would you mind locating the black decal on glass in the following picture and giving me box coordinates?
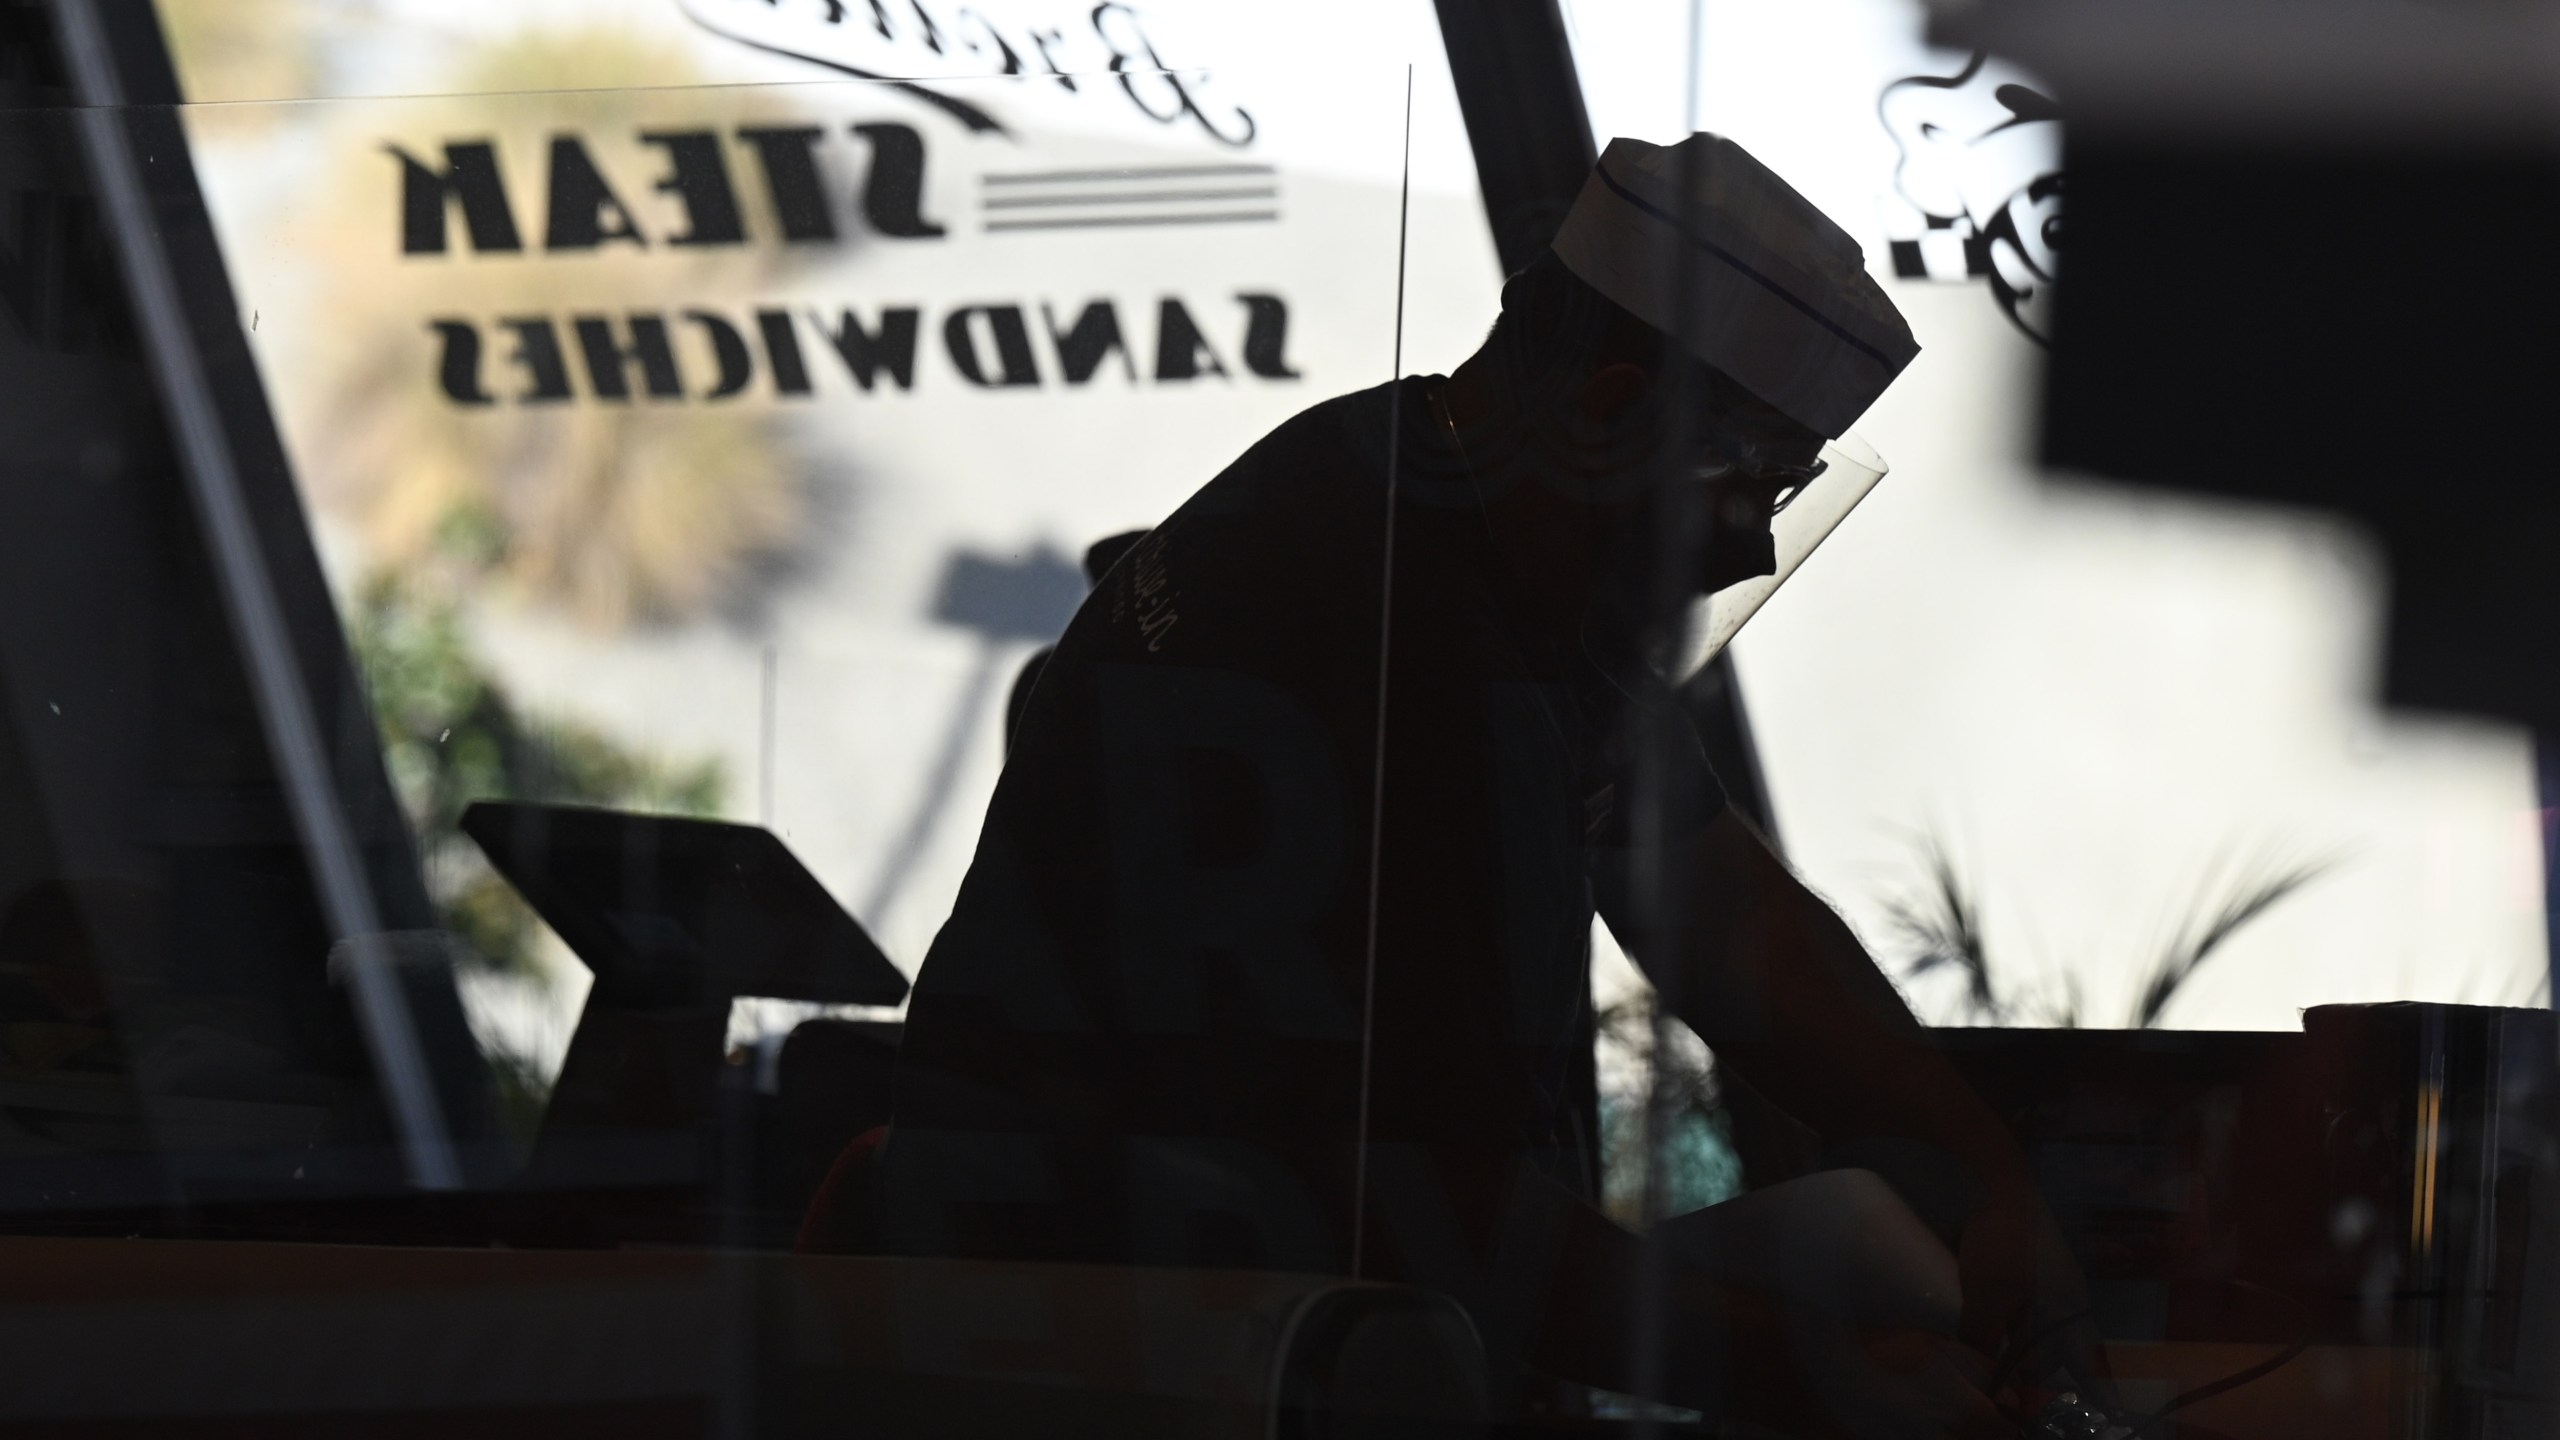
[1236,293,1299,379]
[545,135,648,251]
[1026,26,1078,91]
[574,314,684,400]
[498,316,574,403]
[1094,664,1353,1040]
[817,306,922,390]
[429,318,495,404]
[953,9,1024,73]
[851,122,946,238]
[759,309,814,396]
[1092,3,1255,147]
[641,130,747,247]
[1042,299,1133,384]
[390,141,522,254]
[668,1,1008,135]
[737,126,838,242]
[1152,297,1227,382]
[945,305,1040,387]
[1879,53,2063,344]
[906,0,947,54]
[688,310,755,399]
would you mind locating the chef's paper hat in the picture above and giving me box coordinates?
[1551,134,1920,438]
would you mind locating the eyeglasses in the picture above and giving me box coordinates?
[1697,454,1828,516]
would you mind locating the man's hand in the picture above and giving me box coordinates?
[1846,1329,2012,1440]
[1639,812,2116,1423]
[1955,1175,2104,1403]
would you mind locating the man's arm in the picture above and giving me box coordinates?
[1597,808,2084,1367]
[1647,811,2021,1190]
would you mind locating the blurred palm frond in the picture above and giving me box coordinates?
[1887,834,2337,1029]
[156,0,318,105]
[1884,838,1997,1021]
[2129,851,2337,1028]
[263,26,826,630]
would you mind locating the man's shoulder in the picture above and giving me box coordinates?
[1033,384,1399,678]
[1184,380,1397,516]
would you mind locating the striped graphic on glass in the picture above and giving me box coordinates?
[980,163,1279,232]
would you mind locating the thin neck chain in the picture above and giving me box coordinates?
[1427,380,1470,472]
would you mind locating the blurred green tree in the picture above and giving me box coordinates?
[347,571,724,979]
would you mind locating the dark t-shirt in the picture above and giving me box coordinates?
[880,377,1725,1273]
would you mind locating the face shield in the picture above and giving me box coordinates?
[1675,430,1888,679]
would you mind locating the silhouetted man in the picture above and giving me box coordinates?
[880,135,2083,1438]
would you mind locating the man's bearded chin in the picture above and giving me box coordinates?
[1696,522,1777,597]
[1579,515,1776,685]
